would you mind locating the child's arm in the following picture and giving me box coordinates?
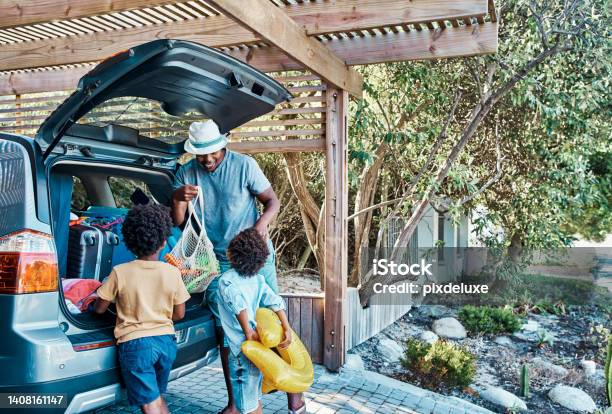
[172,268,190,321]
[275,309,292,348]
[237,310,260,342]
[94,270,118,314]
[93,298,111,314]
[172,303,186,321]
[260,282,292,347]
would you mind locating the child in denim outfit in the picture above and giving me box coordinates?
[94,204,190,414]
[218,228,292,414]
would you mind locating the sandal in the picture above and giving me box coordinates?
[288,402,306,414]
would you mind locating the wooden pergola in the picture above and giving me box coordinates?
[0,0,498,371]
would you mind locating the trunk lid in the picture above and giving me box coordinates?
[36,39,292,159]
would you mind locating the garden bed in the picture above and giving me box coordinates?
[349,274,612,413]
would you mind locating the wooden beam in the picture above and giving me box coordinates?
[0,0,488,72]
[0,15,258,72]
[323,86,348,371]
[227,138,325,154]
[0,66,91,95]
[227,23,498,69]
[203,0,362,97]
[288,0,487,33]
[0,1,180,29]
[0,23,498,95]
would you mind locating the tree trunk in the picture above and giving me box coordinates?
[349,142,388,287]
[297,244,312,269]
[283,152,325,282]
[507,232,523,263]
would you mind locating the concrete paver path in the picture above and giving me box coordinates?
[94,360,494,414]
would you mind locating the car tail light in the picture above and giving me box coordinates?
[73,340,115,352]
[0,230,58,294]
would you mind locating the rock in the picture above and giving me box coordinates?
[419,330,439,345]
[478,386,528,411]
[494,336,514,348]
[584,369,605,388]
[580,360,596,376]
[344,354,365,371]
[512,330,539,342]
[521,320,540,332]
[548,385,597,413]
[432,317,467,339]
[417,305,451,318]
[378,338,404,362]
[532,357,568,378]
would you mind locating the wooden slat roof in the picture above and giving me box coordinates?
[0,1,493,45]
[0,0,498,95]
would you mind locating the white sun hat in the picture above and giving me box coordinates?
[184,120,228,155]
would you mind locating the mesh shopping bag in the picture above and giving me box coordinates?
[164,187,220,293]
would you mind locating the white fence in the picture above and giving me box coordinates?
[345,287,412,350]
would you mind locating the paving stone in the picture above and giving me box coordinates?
[432,402,453,414]
[361,381,378,392]
[416,397,437,410]
[369,396,384,405]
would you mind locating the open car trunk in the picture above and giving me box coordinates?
[39,39,291,333]
[49,160,208,333]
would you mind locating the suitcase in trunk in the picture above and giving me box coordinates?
[67,224,119,281]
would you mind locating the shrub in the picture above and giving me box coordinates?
[458,305,522,335]
[536,329,555,348]
[400,339,476,389]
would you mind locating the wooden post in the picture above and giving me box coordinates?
[323,85,348,371]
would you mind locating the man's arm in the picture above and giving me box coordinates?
[171,185,199,226]
[254,187,280,239]
[237,310,260,342]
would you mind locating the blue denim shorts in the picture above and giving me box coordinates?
[206,240,278,328]
[118,335,177,406]
[229,351,262,414]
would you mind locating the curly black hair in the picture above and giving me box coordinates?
[227,228,269,277]
[122,204,173,258]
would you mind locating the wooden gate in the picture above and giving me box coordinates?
[280,293,324,364]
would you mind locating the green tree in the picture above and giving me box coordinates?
[352,0,609,303]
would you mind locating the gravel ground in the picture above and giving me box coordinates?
[349,304,610,413]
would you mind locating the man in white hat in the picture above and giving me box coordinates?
[171,120,305,414]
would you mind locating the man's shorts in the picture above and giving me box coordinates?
[206,240,278,328]
[118,334,177,406]
[229,351,262,414]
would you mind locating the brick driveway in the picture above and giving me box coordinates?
[94,359,494,414]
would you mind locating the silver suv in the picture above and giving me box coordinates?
[0,39,290,413]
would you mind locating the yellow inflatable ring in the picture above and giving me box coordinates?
[241,308,314,394]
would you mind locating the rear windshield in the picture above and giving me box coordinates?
[77,97,208,144]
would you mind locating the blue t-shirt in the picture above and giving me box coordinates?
[218,268,286,356]
[173,150,271,265]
